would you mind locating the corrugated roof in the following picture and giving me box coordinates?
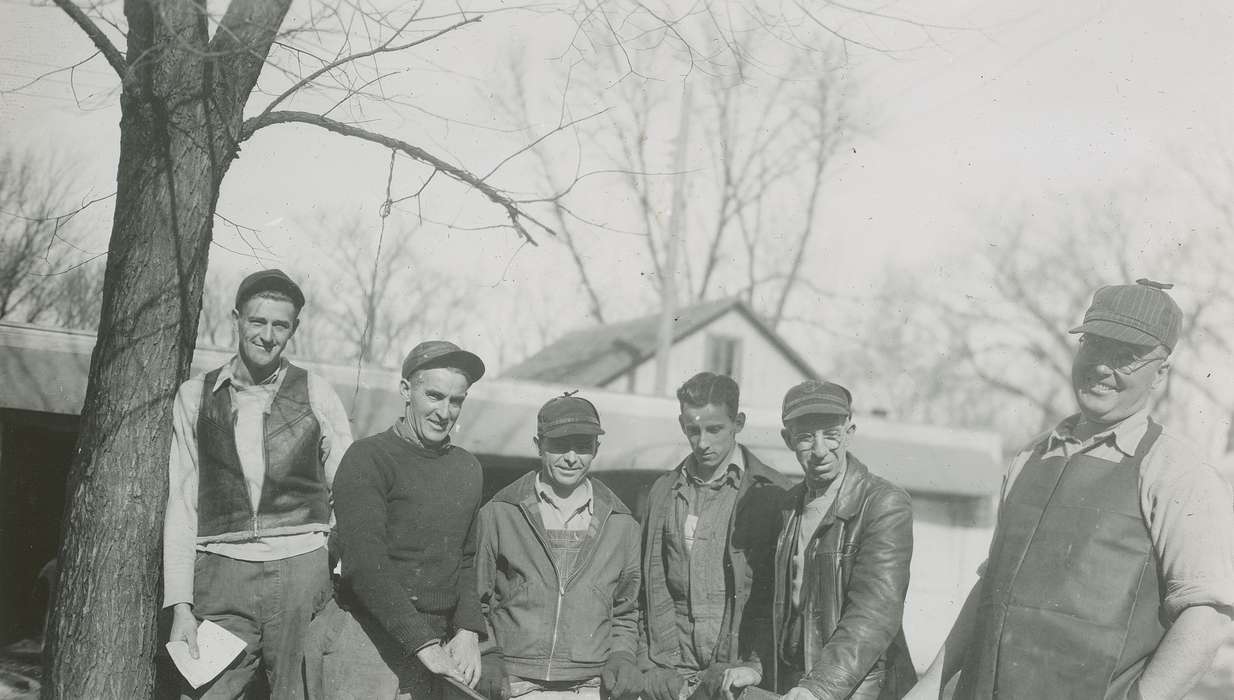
[501,297,819,386]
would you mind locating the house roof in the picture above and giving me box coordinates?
[501,297,819,386]
[0,320,1004,497]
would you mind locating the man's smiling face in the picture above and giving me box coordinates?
[1071,334,1169,426]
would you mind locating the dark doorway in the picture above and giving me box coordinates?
[0,409,77,646]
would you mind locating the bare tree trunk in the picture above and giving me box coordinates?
[43,2,291,698]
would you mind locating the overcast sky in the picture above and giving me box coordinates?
[3,0,1232,445]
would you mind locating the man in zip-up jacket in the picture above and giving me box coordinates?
[475,393,643,700]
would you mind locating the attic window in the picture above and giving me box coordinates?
[705,334,742,380]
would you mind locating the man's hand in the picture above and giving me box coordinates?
[719,666,762,700]
[780,687,819,700]
[643,667,686,700]
[168,603,200,660]
[690,663,763,700]
[444,629,481,686]
[600,652,642,699]
[476,652,511,700]
[416,642,466,685]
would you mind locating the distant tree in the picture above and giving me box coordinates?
[0,147,103,329]
[832,188,1234,450]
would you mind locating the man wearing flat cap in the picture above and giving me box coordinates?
[473,392,643,700]
[908,280,1234,700]
[164,269,353,699]
[307,340,489,699]
[769,380,916,700]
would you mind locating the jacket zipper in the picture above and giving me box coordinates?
[520,503,565,680]
[522,503,611,680]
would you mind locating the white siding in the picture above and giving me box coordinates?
[903,494,996,669]
[602,309,813,407]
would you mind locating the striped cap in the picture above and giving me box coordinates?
[1069,279,1182,350]
[537,391,604,438]
[782,380,852,423]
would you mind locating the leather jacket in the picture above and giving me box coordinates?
[769,456,916,700]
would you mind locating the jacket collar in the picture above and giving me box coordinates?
[494,469,632,519]
[785,454,872,522]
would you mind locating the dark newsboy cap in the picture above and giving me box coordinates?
[1069,278,1182,350]
[401,340,486,383]
[782,380,852,423]
[537,391,604,438]
[235,269,305,311]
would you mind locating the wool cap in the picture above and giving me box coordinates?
[401,340,485,383]
[1069,278,1182,350]
[235,269,305,311]
[782,380,852,423]
[537,391,604,438]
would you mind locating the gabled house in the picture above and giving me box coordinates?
[501,297,819,407]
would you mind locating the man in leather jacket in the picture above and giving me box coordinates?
[769,380,915,700]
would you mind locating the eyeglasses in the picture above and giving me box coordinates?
[1077,335,1167,375]
[791,430,845,451]
[541,435,598,455]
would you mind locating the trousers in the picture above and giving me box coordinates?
[182,547,332,700]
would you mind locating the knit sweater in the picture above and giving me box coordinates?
[333,423,486,655]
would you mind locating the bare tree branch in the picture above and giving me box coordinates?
[51,0,128,81]
[241,110,556,244]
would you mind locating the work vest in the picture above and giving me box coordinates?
[956,421,1165,699]
[196,363,328,539]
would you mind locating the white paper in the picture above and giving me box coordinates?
[165,619,247,689]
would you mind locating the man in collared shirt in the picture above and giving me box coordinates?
[164,269,353,699]
[908,279,1234,700]
[474,393,642,699]
[640,372,791,700]
[769,381,915,700]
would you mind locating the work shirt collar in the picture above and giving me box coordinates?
[535,472,594,520]
[212,355,286,393]
[676,443,745,492]
[1046,407,1151,459]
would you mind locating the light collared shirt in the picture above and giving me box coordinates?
[678,444,745,551]
[994,407,1234,618]
[535,472,594,531]
[791,462,848,607]
[163,356,353,608]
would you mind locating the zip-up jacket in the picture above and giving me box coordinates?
[476,471,642,682]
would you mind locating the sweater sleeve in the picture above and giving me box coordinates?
[452,473,486,636]
[334,442,439,654]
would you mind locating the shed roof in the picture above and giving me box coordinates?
[0,321,1003,497]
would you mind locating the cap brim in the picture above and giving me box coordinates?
[540,423,605,438]
[1068,320,1160,347]
[782,405,850,422]
[412,349,486,382]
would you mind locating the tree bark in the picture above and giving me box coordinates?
[43,2,291,698]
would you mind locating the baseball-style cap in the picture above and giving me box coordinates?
[1069,278,1182,350]
[537,392,604,438]
[401,340,486,383]
[235,269,305,310]
[782,380,852,423]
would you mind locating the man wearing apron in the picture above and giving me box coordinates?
[907,279,1234,699]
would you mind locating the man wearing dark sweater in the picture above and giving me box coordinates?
[304,340,488,699]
